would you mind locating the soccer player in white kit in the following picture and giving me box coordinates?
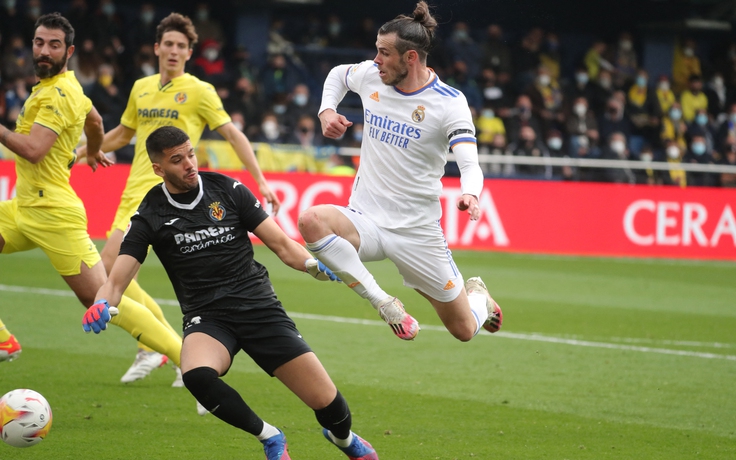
[298,1,503,341]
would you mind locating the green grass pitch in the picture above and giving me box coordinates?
[1,244,735,459]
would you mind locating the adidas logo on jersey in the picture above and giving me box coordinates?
[370,92,380,102]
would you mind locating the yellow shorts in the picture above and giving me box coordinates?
[108,190,147,236]
[0,198,100,276]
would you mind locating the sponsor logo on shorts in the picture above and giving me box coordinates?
[184,316,202,329]
[443,280,455,291]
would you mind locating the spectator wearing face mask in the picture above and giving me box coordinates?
[128,3,157,54]
[505,94,543,144]
[191,2,224,45]
[654,74,676,117]
[539,32,561,81]
[525,64,564,133]
[600,131,637,184]
[661,101,688,152]
[683,131,717,186]
[193,38,230,87]
[285,114,324,150]
[598,97,632,144]
[505,125,551,178]
[704,72,732,120]
[325,14,347,48]
[476,105,506,148]
[446,21,482,80]
[626,69,659,154]
[661,139,687,187]
[283,83,317,131]
[673,37,701,95]
[566,96,599,156]
[680,74,708,123]
[545,129,567,179]
[481,24,512,75]
[590,69,614,116]
[254,112,285,144]
[638,144,661,185]
[613,31,638,88]
[688,108,717,153]
[564,65,596,111]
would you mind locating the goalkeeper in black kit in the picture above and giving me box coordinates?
[84,125,378,460]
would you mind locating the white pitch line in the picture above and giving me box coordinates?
[2,283,735,361]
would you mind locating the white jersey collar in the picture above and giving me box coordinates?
[162,175,204,210]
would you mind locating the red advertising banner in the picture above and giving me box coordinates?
[1,160,735,260]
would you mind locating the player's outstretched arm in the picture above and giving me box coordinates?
[216,122,281,215]
[252,217,338,281]
[83,255,140,334]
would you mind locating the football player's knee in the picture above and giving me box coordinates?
[182,366,219,400]
[298,209,323,238]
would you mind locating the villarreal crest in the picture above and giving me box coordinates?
[208,202,226,221]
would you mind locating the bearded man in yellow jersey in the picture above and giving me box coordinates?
[77,13,281,386]
[0,13,183,372]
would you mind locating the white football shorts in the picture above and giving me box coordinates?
[336,205,464,302]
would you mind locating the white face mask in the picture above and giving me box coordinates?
[640,152,653,162]
[658,81,670,92]
[203,48,218,62]
[667,145,680,159]
[610,140,626,155]
[683,47,694,57]
[547,137,562,150]
[141,63,155,76]
[619,40,632,51]
[262,121,279,140]
[574,103,587,117]
[482,109,494,119]
[537,74,551,86]
[293,94,308,107]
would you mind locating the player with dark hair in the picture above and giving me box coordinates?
[77,12,281,385]
[298,1,503,341]
[0,12,181,368]
[86,125,378,460]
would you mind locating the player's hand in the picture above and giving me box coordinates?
[319,109,352,139]
[87,150,114,172]
[258,182,281,216]
[82,299,119,334]
[305,258,341,282]
[457,194,481,221]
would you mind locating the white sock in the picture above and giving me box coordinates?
[307,234,389,308]
[468,293,489,336]
[256,422,280,441]
[327,430,354,448]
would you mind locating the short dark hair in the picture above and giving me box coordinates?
[146,126,190,162]
[35,12,75,49]
[156,13,198,49]
[378,1,437,62]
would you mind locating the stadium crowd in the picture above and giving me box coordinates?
[1,0,736,187]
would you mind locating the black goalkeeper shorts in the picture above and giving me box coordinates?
[182,306,312,377]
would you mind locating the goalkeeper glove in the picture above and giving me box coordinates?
[82,299,119,334]
[305,258,340,282]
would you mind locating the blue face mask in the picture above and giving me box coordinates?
[691,142,706,155]
[670,108,682,121]
[636,76,647,87]
[730,113,736,124]
[695,113,708,126]
[575,73,589,85]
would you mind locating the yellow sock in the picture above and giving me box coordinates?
[124,279,182,352]
[110,296,182,367]
[0,319,11,342]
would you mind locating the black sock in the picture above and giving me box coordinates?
[183,366,264,436]
[314,390,352,440]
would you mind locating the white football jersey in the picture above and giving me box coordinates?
[322,61,479,228]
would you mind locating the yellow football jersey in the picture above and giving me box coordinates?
[14,71,91,207]
[119,73,232,200]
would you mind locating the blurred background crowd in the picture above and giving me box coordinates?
[1,0,736,187]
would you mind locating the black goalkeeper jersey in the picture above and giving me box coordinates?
[120,171,273,315]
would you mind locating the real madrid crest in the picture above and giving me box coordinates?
[411,105,426,123]
[208,202,226,221]
[174,92,188,104]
